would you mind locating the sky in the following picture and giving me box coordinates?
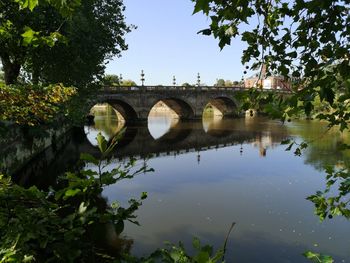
[105,0,248,86]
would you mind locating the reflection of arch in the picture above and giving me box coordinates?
[87,103,125,142]
[107,100,138,123]
[206,128,232,138]
[203,117,234,138]
[82,125,139,156]
[206,97,238,118]
[156,121,193,144]
[149,98,195,119]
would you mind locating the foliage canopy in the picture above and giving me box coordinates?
[0,0,132,87]
[193,0,350,126]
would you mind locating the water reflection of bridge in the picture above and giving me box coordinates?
[82,118,288,159]
[13,118,289,188]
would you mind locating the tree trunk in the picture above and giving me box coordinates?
[1,53,21,85]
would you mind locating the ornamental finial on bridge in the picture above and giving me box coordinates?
[173,75,176,87]
[141,70,145,86]
[197,72,200,87]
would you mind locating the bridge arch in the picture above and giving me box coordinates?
[204,96,238,118]
[148,98,195,120]
[106,99,139,123]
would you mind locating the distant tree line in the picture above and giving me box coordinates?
[102,74,136,86]
[214,79,243,87]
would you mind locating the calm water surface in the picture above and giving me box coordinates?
[84,109,350,262]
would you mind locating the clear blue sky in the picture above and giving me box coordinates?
[105,0,247,86]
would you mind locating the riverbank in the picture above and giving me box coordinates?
[0,123,72,177]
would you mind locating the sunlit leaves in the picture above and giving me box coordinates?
[15,0,39,11]
[307,167,350,221]
[21,27,66,47]
[0,83,76,126]
[21,27,37,45]
[303,251,334,263]
[0,20,14,39]
[14,0,80,15]
[143,237,224,263]
[97,132,108,153]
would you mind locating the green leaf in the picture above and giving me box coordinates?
[115,220,124,235]
[64,188,81,198]
[80,153,98,165]
[78,202,87,214]
[28,0,39,11]
[198,28,212,35]
[303,251,333,263]
[23,255,35,262]
[193,0,210,15]
[195,251,210,262]
[193,237,201,250]
[281,139,291,145]
[141,192,148,200]
[21,27,36,45]
[96,132,107,153]
[285,143,294,151]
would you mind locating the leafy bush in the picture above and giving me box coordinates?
[0,83,76,126]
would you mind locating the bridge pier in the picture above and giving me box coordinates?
[245,109,258,118]
[180,115,202,122]
[126,118,148,125]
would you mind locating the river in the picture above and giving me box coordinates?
[14,106,350,262]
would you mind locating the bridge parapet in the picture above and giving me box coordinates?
[102,85,244,93]
[101,85,291,94]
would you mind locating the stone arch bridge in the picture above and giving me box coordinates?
[92,86,289,123]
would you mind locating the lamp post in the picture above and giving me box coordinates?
[119,74,123,86]
[140,70,145,86]
[173,75,176,87]
[197,72,201,87]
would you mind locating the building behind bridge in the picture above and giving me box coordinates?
[244,64,292,91]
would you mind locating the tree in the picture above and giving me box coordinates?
[121,79,137,86]
[0,67,4,84]
[0,0,131,87]
[193,0,350,125]
[215,78,225,86]
[182,82,192,87]
[224,80,233,87]
[215,79,235,87]
[28,0,132,88]
[103,74,120,86]
[0,0,79,85]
